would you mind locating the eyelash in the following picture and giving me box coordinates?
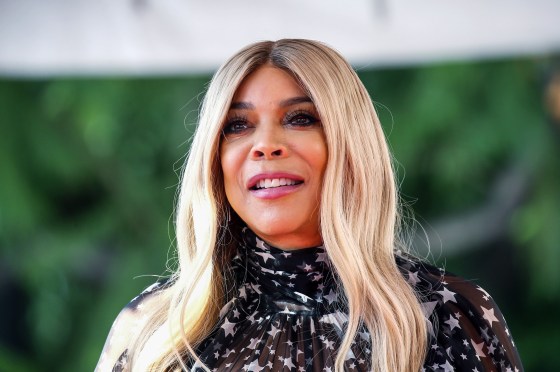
[222,110,320,136]
[222,114,249,136]
[284,110,320,127]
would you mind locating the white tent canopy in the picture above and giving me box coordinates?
[1,0,559,76]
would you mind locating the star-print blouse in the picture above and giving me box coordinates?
[97,227,523,371]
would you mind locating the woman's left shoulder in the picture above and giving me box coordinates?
[396,254,524,371]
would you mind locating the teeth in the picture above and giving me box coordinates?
[255,178,298,189]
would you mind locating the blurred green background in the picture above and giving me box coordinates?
[1,57,559,371]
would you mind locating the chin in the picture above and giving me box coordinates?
[249,222,295,240]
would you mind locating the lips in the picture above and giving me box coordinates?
[252,177,303,190]
[247,173,304,191]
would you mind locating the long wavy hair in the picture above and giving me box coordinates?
[127,39,427,372]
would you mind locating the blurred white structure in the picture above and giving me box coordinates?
[1,0,559,76]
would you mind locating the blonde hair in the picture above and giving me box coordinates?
[127,39,427,371]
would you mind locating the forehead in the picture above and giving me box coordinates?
[231,65,308,105]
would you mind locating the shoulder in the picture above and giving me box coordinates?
[95,279,171,372]
[396,254,524,371]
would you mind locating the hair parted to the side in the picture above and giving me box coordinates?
[125,39,427,372]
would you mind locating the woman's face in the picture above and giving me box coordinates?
[220,65,327,250]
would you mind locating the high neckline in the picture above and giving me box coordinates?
[241,225,326,255]
[233,226,341,314]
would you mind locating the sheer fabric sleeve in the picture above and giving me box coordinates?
[95,281,167,372]
[421,264,523,371]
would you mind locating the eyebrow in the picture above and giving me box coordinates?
[229,96,313,110]
[229,101,254,110]
[279,96,313,107]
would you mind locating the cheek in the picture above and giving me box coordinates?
[301,135,328,176]
[315,143,328,173]
[220,143,243,197]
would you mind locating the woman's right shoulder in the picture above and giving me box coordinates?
[95,279,171,372]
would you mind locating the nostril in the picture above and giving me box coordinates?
[251,146,285,159]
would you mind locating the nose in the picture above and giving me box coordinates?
[250,124,287,160]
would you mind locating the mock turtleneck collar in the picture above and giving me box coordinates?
[232,226,341,313]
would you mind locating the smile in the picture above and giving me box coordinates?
[252,178,303,190]
[246,173,305,197]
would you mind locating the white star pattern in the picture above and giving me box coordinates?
[440,360,454,372]
[420,300,438,337]
[312,273,323,282]
[239,286,247,299]
[324,289,337,304]
[471,339,486,360]
[255,238,266,250]
[445,314,461,331]
[407,270,421,286]
[345,349,356,361]
[437,287,457,303]
[282,356,296,369]
[104,229,522,372]
[281,306,295,314]
[255,251,275,263]
[315,251,328,262]
[295,291,311,303]
[420,300,438,318]
[221,319,236,337]
[477,285,492,300]
[267,326,280,338]
[243,360,261,371]
[481,306,499,327]
[247,337,259,349]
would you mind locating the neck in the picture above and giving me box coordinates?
[247,230,323,251]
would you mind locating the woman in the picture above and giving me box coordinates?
[96,39,522,371]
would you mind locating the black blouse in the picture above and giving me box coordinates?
[100,227,523,371]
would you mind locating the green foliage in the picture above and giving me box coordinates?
[0,77,208,371]
[363,59,560,371]
[0,59,558,371]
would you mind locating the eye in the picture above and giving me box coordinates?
[222,115,249,136]
[284,110,320,127]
